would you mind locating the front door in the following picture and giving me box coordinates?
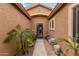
[36,24,43,38]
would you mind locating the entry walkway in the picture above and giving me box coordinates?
[33,39,47,56]
[33,39,56,56]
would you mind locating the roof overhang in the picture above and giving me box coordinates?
[12,3,31,20]
[48,3,64,20]
[26,4,53,11]
[26,4,53,18]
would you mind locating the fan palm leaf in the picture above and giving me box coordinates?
[4,29,17,43]
[4,25,36,55]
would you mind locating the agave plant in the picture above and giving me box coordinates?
[56,37,79,56]
[51,38,67,56]
[4,25,36,55]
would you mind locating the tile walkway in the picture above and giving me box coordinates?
[33,39,47,56]
[44,39,56,56]
[33,39,56,56]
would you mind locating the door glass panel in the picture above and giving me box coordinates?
[37,24,43,38]
[73,5,79,42]
[73,8,76,37]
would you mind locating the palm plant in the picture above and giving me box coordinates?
[22,29,36,55]
[56,37,79,56]
[4,25,36,55]
[52,38,67,56]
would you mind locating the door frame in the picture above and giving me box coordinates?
[36,23,43,38]
[68,4,78,37]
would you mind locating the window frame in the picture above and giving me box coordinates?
[49,18,55,30]
[68,4,79,37]
[73,5,79,42]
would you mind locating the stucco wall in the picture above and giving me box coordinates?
[0,3,30,55]
[27,6,52,16]
[31,16,48,37]
[27,5,51,38]
[49,4,75,55]
[49,4,70,38]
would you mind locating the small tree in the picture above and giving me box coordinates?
[4,25,35,55]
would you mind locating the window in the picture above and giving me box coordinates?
[49,18,55,30]
[73,5,79,42]
[52,20,54,28]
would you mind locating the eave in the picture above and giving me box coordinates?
[26,4,53,11]
[12,3,31,20]
[48,3,64,20]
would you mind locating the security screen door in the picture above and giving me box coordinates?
[36,24,43,38]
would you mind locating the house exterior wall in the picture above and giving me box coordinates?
[0,3,31,55]
[49,4,76,55]
[27,5,52,38]
[27,6,52,16]
[31,16,48,37]
[49,4,71,38]
[0,3,77,56]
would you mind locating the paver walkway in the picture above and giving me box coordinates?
[44,39,56,56]
[33,39,56,56]
[33,39,47,56]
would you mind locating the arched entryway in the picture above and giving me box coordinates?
[31,15,49,38]
[26,4,52,38]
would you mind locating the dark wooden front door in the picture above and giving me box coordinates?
[36,24,43,38]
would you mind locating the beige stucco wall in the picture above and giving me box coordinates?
[31,16,48,37]
[49,4,75,55]
[27,5,52,37]
[49,4,71,38]
[27,6,52,17]
[0,3,31,55]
